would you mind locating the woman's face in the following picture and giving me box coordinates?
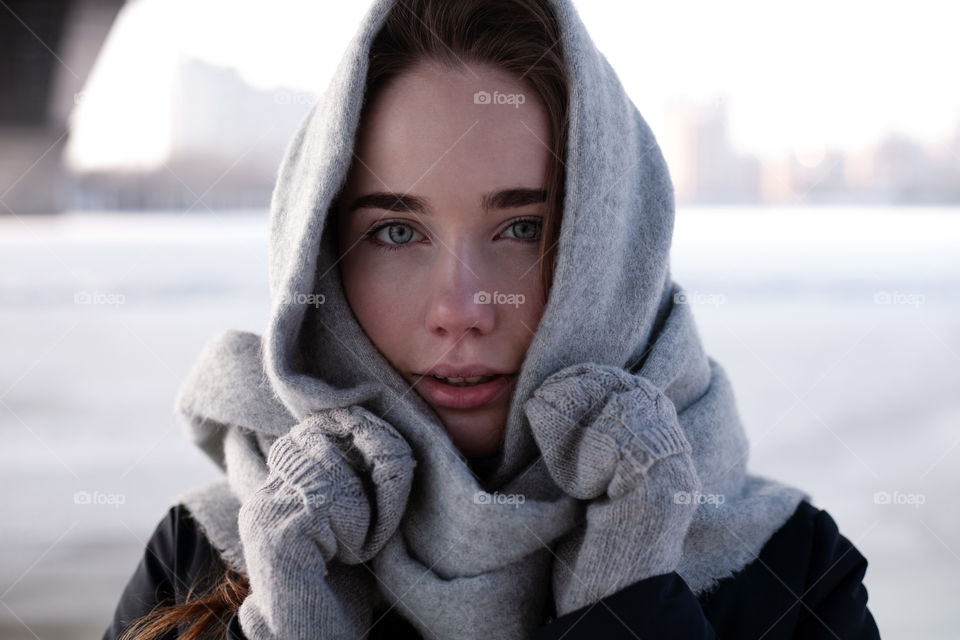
[335,59,552,458]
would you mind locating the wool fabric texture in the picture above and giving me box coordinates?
[172,0,811,637]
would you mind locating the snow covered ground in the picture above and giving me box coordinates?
[1,206,958,639]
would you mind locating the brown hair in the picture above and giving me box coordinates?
[356,0,568,303]
[115,553,249,640]
[119,1,568,637]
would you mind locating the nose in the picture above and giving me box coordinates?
[424,244,496,339]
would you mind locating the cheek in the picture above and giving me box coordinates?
[511,278,547,348]
[340,245,546,344]
[340,251,420,353]
[496,252,547,313]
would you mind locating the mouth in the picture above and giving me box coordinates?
[427,373,503,386]
[413,372,518,410]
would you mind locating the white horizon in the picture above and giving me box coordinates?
[65,0,960,171]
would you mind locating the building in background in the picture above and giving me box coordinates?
[662,96,761,204]
[4,1,960,213]
[662,95,960,206]
[0,0,125,214]
[68,58,314,211]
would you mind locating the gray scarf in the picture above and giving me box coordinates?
[173,0,810,637]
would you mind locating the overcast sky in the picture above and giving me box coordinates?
[66,0,960,170]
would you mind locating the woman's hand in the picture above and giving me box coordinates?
[236,406,416,639]
[523,363,702,616]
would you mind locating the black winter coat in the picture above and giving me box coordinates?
[102,499,880,639]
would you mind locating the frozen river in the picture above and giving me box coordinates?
[1,206,958,639]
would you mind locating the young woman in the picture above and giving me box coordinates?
[103,0,881,638]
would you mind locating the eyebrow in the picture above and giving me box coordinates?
[344,188,547,215]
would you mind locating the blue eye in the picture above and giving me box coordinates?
[362,222,424,252]
[502,217,542,241]
[361,216,543,252]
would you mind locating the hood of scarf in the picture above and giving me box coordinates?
[173,0,811,626]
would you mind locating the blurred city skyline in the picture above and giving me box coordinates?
[65,55,960,210]
[8,0,960,211]
[65,0,960,167]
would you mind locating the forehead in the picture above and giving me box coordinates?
[346,60,552,199]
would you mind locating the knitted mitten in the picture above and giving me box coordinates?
[523,363,701,616]
[237,406,417,639]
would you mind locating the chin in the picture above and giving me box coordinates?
[443,418,504,458]
[458,440,502,459]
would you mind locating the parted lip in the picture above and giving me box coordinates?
[416,365,517,379]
